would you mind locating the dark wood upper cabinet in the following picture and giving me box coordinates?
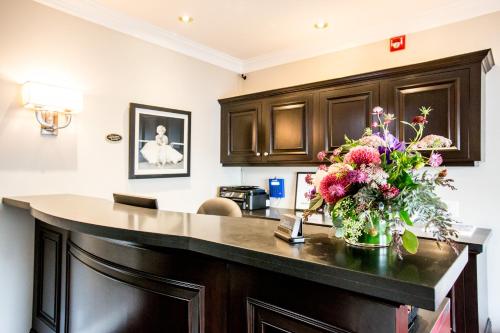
[220,101,262,164]
[219,50,494,166]
[320,82,380,152]
[382,69,472,163]
[262,93,314,162]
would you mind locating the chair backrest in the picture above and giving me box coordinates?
[197,198,242,217]
[113,193,158,209]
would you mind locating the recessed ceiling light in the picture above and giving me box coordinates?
[178,15,194,24]
[314,19,329,29]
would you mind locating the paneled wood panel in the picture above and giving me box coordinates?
[247,298,349,333]
[32,224,65,333]
[262,93,314,162]
[221,101,262,164]
[320,82,379,151]
[66,242,205,333]
[69,232,229,333]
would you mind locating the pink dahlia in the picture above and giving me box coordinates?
[344,146,381,166]
[319,174,349,204]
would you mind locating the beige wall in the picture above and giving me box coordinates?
[240,11,500,331]
[239,10,500,94]
[0,1,241,331]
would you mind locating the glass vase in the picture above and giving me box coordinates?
[344,217,392,248]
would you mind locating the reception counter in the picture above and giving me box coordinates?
[3,194,470,333]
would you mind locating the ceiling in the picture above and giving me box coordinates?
[35,0,500,72]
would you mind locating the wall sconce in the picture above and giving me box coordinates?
[22,82,83,135]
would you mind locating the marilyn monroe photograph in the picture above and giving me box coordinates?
[129,103,191,179]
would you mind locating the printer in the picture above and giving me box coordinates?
[218,186,269,210]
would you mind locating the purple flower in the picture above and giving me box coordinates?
[375,132,405,163]
[429,153,443,167]
[304,188,316,200]
[317,151,327,161]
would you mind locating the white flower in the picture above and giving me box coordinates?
[327,163,353,175]
[359,135,386,148]
[360,164,388,185]
[313,170,328,191]
[415,135,452,149]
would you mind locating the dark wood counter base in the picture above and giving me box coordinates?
[34,219,411,333]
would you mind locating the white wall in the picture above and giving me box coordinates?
[0,0,241,331]
[240,11,500,331]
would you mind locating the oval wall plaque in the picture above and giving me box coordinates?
[106,133,122,142]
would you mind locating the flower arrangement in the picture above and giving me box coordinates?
[304,106,458,258]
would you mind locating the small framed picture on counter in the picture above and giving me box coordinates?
[129,103,191,179]
[294,172,315,211]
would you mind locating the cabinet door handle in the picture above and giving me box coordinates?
[264,152,269,156]
[256,152,261,156]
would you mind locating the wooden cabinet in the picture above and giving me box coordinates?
[382,69,472,163]
[221,93,314,165]
[219,49,493,166]
[262,93,314,162]
[319,82,379,152]
[220,101,262,164]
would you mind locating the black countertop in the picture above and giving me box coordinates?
[243,207,491,254]
[3,194,468,311]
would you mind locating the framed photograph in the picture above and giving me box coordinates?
[129,103,191,179]
[294,172,315,211]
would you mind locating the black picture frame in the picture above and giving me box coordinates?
[294,171,315,211]
[128,103,191,179]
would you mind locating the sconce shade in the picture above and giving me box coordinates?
[22,82,83,114]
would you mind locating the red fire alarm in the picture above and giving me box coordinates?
[390,35,406,52]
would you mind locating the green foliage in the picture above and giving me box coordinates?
[402,229,419,254]
[399,210,413,226]
[308,194,324,211]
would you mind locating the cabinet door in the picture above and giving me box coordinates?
[32,222,68,333]
[319,82,380,152]
[382,69,470,164]
[221,101,262,164]
[262,93,314,162]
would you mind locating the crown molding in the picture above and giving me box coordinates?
[33,0,500,74]
[33,0,243,73]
